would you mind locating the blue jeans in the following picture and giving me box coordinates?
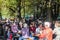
[19,36,28,40]
[7,31,10,38]
[30,33,38,40]
[34,36,39,40]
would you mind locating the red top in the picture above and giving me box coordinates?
[29,26,36,33]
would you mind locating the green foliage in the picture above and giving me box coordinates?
[0,0,60,19]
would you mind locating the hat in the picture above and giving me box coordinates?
[44,22,51,27]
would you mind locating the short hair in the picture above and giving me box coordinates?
[38,23,43,26]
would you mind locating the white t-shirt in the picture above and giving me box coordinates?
[36,27,42,34]
[53,27,60,36]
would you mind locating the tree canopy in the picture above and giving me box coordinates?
[0,0,60,20]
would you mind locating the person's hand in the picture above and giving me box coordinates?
[18,31,21,34]
[35,34,40,37]
[40,30,43,34]
[32,33,35,36]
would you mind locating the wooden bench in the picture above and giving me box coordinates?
[0,36,5,40]
[13,36,19,40]
[27,38,32,40]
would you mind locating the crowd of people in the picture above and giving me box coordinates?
[0,16,60,40]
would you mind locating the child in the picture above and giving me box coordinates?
[36,23,45,40]
[11,22,18,40]
[19,23,29,40]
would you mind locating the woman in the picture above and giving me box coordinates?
[44,22,53,40]
[53,21,60,40]
[29,22,36,40]
[11,22,18,40]
[19,23,29,40]
[29,22,36,34]
[11,22,18,34]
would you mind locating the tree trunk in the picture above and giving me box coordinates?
[17,0,21,20]
[57,0,59,15]
[0,8,2,19]
[24,0,25,18]
[0,13,2,19]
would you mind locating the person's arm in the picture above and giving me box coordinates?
[18,30,21,34]
[36,28,41,34]
[35,28,40,36]
[35,34,40,37]
[53,28,56,34]
[11,27,14,33]
[22,28,26,36]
